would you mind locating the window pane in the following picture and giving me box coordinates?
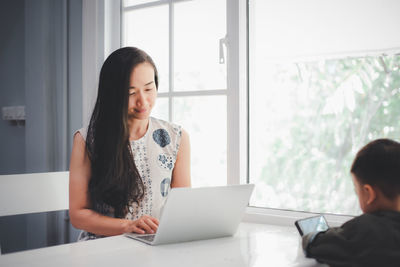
[249,0,400,215]
[173,0,226,91]
[249,55,400,215]
[249,0,400,59]
[151,96,169,121]
[173,96,227,187]
[123,5,169,93]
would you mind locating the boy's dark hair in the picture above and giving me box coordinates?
[351,138,400,199]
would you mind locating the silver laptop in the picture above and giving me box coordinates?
[124,184,254,245]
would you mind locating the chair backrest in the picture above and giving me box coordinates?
[0,171,69,217]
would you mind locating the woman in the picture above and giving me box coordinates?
[69,47,191,240]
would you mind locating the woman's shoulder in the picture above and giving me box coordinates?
[74,127,87,141]
[150,117,182,136]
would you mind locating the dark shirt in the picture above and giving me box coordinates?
[302,210,400,267]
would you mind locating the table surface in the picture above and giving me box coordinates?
[0,223,328,267]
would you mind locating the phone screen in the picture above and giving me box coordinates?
[295,215,329,236]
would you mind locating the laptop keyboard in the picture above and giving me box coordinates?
[136,234,155,242]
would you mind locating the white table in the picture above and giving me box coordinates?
[0,223,327,267]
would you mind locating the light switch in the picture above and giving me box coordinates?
[2,106,25,121]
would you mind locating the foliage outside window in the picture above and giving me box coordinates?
[250,54,400,215]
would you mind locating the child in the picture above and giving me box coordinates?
[302,139,400,267]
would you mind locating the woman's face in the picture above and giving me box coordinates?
[128,62,157,120]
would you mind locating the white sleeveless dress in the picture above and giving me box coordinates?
[77,117,182,241]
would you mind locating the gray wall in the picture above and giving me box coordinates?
[68,0,83,163]
[0,0,26,175]
[25,0,70,173]
[0,0,83,175]
[0,0,82,253]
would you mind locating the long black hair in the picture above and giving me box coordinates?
[86,47,159,218]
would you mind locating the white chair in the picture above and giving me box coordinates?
[0,171,71,255]
[0,171,69,217]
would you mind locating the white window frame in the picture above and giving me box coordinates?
[83,0,355,227]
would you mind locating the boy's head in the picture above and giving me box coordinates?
[351,138,400,213]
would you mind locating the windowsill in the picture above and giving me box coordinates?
[243,206,355,227]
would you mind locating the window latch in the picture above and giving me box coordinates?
[219,35,228,64]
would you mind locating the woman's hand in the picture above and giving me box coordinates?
[122,215,159,234]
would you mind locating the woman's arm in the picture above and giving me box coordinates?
[171,129,191,188]
[69,132,158,236]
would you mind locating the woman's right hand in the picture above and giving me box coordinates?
[122,215,159,234]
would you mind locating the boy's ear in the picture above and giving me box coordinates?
[363,184,377,205]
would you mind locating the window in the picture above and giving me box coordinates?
[249,0,400,215]
[120,0,400,219]
[122,0,228,187]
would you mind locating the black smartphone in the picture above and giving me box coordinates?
[294,215,329,236]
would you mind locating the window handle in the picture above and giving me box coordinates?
[219,35,228,64]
